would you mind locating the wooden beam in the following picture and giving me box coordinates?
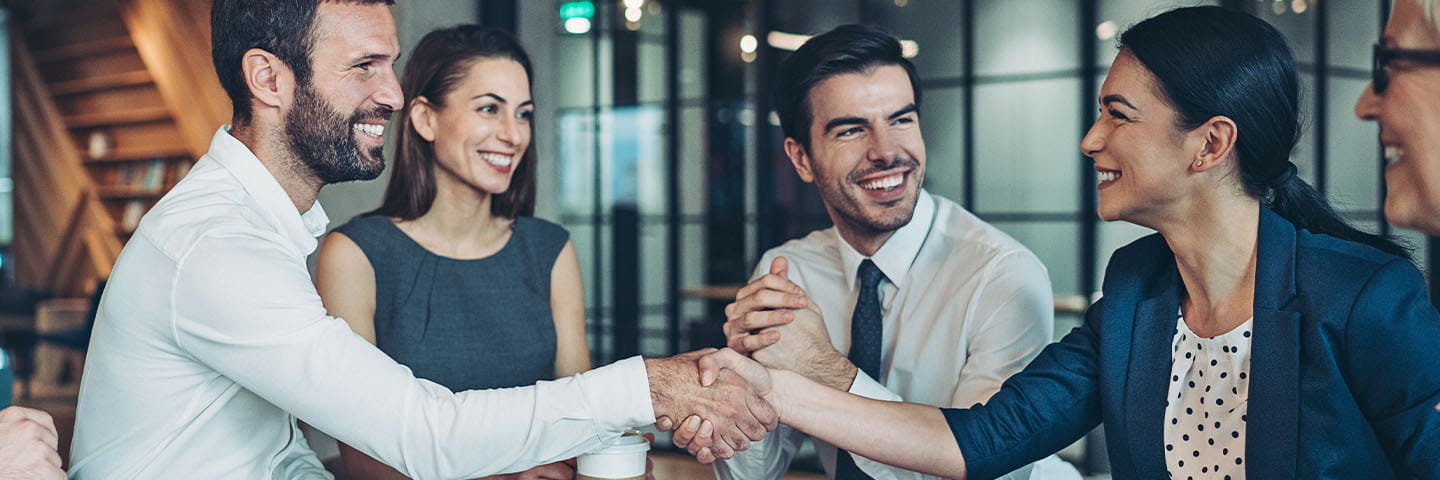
[63,105,171,129]
[46,193,91,289]
[50,70,153,96]
[34,36,136,64]
[120,0,230,157]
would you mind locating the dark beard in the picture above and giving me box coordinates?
[283,84,391,184]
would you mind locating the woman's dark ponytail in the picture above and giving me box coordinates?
[1121,6,1410,259]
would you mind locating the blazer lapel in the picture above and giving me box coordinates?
[1125,266,1181,478]
[1245,207,1301,478]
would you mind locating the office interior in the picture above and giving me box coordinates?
[0,0,1420,478]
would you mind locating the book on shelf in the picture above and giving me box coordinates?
[174,158,193,181]
[142,157,166,192]
[120,200,145,232]
[109,157,169,193]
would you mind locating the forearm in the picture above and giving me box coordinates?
[771,370,967,479]
[805,352,860,391]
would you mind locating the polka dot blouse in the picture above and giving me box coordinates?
[1164,312,1252,479]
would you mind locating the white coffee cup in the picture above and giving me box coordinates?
[577,432,650,480]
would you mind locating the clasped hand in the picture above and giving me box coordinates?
[666,257,853,462]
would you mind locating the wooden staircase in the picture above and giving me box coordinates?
[11,0,228,296]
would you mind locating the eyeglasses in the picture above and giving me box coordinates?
[1373,43,1440,94]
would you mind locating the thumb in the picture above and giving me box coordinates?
[699,352,723,387]
[770,256,790,279]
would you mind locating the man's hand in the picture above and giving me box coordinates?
[722,257,807,353]
[645,349,778,462]
[673,349,784,460]
[0,406,65,480]
[724,257,858,391]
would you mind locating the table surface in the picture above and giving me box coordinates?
[650,451,826,480]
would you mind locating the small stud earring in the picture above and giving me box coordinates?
[1195,160,1203,167]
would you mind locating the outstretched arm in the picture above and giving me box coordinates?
[692,349,968,479]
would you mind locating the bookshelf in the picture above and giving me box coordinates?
[82,130,194,236]
[23,0,206,242]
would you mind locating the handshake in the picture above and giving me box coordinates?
[645,257,830,464]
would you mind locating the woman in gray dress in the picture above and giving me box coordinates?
[316,26,588,480]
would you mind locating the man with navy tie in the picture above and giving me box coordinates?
[701,25,1079,480]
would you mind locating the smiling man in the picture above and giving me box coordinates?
[709,25,1077,480]
[66,1,775,478]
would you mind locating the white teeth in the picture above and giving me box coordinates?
[1098,171,1122,183]
[861,174,904,190]
[479,152,513,167]
[1385,146,1405,165]
[352,123,384,137]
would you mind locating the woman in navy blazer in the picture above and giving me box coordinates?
[685,6,1440,479]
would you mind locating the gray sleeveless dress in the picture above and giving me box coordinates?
[332,215,570,391]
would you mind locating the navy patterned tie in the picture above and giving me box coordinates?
[834,259,885,480]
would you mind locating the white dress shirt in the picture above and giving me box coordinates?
[715,191,1079,480]
[69,128,655,479]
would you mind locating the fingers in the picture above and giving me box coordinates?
[704,420,736,459]
[45,447,63,468]
[694,446,716,464]
[716,424,751,457]
[726,309,795,334]
[746,391,780,433]
[0,407,57,436]
[8,416,61,452]
[726,329,781,355]
[727,287,808,320]
[655,416,674,431]
[671,415,702,448]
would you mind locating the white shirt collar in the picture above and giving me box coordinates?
[837,189,936,291]
[209,126,330,254]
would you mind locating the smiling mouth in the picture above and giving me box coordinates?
[479,151,514,168]
[1097,167,1122,184]
[1385,146,1405,165]
[860,172,905,191]
[352,123,384,137]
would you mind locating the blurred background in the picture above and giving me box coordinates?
[0,0,1419,477]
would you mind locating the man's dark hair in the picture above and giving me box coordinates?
[773,24,921,151]
[211,0,395,124]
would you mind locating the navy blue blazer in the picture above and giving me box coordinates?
[944,208,1440,479]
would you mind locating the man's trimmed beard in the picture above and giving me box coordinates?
[284,83,390,184]
[817,155,923,233]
